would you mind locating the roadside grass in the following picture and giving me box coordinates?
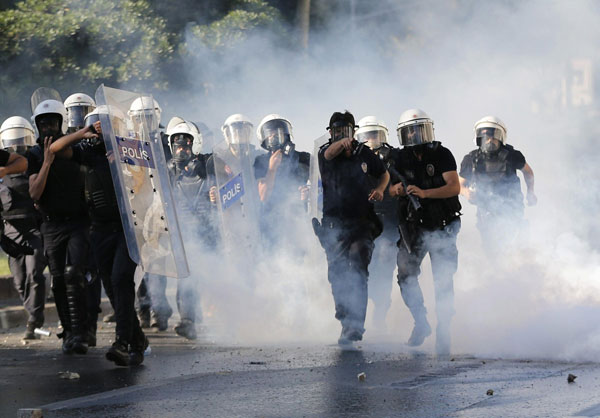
[0,253,10,276]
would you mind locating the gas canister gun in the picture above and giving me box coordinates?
[376,144,422,212]
[376,144,421,254]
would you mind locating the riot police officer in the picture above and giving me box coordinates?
[459,116,536,256]
[141,118,219,340]
[389,109,461,355]
[254,114,310,246]
[48,106,148,365]
[64,93,96,133]
[314,111,389,346]
[28,94,89,355]
[355,116,398,330]
[0,117,44,339]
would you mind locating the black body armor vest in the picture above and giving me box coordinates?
[396,143,461,229]
[0,172,38,220]
[29,145,86,220]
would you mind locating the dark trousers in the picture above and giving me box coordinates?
[90,224,143,344]
[323,219,375,335]
[396,219,460,323]
[40,219,89,333]
[4,219,47,325]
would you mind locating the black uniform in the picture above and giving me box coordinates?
[27,142,89,350]
[392,142,461,351]
[316,142,385,340]
[253,149,310,246]
[460,144,526,253]
[71,141,146,352]
[0,149,47,329]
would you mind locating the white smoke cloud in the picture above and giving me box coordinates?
[156,0,600,360]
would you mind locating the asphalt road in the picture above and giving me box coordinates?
[2,323,600,418]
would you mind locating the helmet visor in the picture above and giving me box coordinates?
[130,110,159,133]
[260,119,292,150]
[398,122,434,147]
[1,134,35,149]
[224,122,253,145]
[476,127,504,146]
[356,128,388,150]
[330,124,354,142]
[67,105,95,129]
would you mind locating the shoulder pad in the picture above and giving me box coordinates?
[429,141,441,152]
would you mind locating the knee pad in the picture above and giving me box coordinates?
[64,265,85,286]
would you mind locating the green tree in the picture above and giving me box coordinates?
[0,0,174,113]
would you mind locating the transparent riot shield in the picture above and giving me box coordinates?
[308,134,329,219]
[30,87,63,113]
[95,85,189,278]
[212,139,261,257]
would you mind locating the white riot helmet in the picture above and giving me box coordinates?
[0,116,36,152]
[355,116,389,150]
[256,114,294,152]
[192,122,214,154]
[84,105,127,138]
[32,99,68,139]
[396,109,435,147]
[64,93,96,132]
[473,116,507,153]
[128,96,162,132]
[221,113,253,146]
[167,120,202,160]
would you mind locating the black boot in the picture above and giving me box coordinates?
[66,282,88,355]
[106,339,130,367]
[53,280,74,354]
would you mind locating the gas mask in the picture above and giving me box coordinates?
[171,134,194,168]
[476,127,503,154]
[36,114,62,141]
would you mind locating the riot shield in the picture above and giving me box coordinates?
[308,134,329,219]
[30,87,63,113]
[212,139,261,257]
[95,85,189,278]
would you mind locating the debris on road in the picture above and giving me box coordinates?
[34,328,51,337]
[249,361,266,365]
[486,389,494,396]
[568,374,577,383]
[58,371,80,380]
[357,372,366,382]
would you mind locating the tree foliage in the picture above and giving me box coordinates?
[0,0,286,114]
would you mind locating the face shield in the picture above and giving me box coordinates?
[67,105,95,131]
[36,114,62,140]
[0,130,35,151]
[224,122,253,145]
[356,128,388,150]
[398,121,434,147]
[476,127,504,153]
[330,123,354,142]
[260,119,292,151]
[130,110,159,134]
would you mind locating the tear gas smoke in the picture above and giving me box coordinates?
[156,0,600,361]
[11,0,600,359]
